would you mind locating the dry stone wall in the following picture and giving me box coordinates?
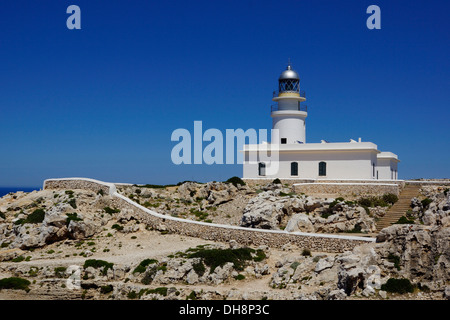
[44,178,375,253]
[292,182,400,199]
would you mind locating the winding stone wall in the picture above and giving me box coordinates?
[43,178,375,253]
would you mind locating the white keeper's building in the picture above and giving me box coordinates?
[242,63,399,181]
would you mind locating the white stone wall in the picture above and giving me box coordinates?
[43,177,375,253]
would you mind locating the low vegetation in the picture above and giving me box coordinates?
[0,277,31,292]
[381,278,414,294]
[83,259,114,275]
[182,246,265,273]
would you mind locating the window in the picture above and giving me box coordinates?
[318,161,326,176]
[258,162,266,176]
[281,138,287,144]
[372,163,375,177]
[291,162,298,176]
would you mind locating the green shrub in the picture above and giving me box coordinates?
[127,291,138,299]
[26,209,46,224]
[187,290,197,300]
[234,274,245,280]
[358,196,389,208]
[301,249,311,257]
[224,176,246,187]
[66,212,82,225]
[394,216,415,224]
[68,198,77,209]
[421,198,432,208]
[83,259,114,275]
[253,249,266,262]
[388,254,401,270]
[381,278,414,294]
[382,193,399,205]
[0,211,5,220]
[104,207,120,215]
[147,287,168,296]
[12,255,25,263]
[358,197,373,207]
[54,267,67,278]
[329,197,345,208]
[111,224,124,231]
[100,285,113,294]
[0,277,31,292]
[133,259,158,274]
[192,261,206,276]
[187,247,257,273]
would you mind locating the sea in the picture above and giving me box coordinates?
[0,187,40,198]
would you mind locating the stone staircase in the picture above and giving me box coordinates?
[376,184,421,231]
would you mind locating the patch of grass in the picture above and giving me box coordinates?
[0,277,31,292]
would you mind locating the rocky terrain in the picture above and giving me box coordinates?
[0,180,448,300]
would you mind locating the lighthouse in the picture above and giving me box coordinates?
[271,62,307,145]
[241,61,400,181]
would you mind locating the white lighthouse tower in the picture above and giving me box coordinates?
[271,62,307,144]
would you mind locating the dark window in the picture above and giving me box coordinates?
[291,162,298,176]
[258,162,266,176]
[372,163,375,177]
[281,138,287,144]
[318,161,327,176]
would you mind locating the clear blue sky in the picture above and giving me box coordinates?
[0,0,449,187]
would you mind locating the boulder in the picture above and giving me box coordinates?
[285,213,314,233]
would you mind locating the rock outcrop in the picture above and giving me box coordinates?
[240,190,376,233]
